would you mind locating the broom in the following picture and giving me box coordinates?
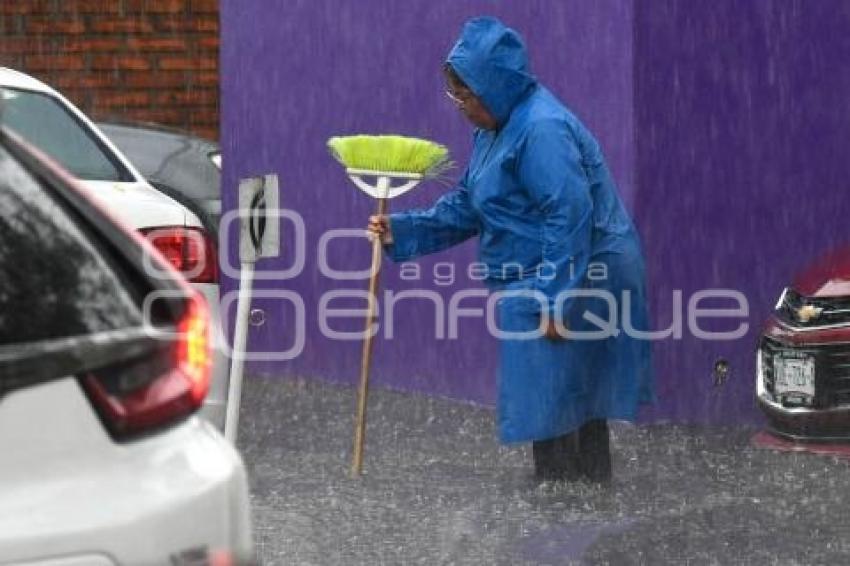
[327,135,451,476]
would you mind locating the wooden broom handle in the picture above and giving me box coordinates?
[351,197,388,476]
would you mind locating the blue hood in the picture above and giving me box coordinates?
[446,17,538,125]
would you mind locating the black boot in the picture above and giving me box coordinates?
[577,419,612,484]
[532,431,582,482]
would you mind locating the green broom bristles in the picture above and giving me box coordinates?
[327,135,452,178]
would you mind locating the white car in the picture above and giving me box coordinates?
[0,68,230,429]
[0,77,253,563]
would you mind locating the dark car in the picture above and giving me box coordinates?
[97,121,221,235]
[757,247,850,441]
[0,126,253,562]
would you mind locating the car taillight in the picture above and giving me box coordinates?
[81,295,211,439]
[179,295,212,403]
[140,226,218,284]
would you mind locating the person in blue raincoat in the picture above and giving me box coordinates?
[368,17,654,483]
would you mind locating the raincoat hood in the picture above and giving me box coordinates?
[446,17,537,125]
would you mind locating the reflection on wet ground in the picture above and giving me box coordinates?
[239,376,850,565]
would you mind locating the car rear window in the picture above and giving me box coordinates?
[99,124,221,201]
[0,144,143,346]
[0,88,131,182]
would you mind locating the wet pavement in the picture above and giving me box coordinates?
[238,376,850,565]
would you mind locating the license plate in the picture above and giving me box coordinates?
[774,354,815,398]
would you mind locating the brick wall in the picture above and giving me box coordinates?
[0,0,219,140]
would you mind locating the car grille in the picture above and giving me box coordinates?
[761,337,850,408]
[776,289,850,328]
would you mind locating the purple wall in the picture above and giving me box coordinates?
[221,0,850,422]
[634,0,850,422]
[220,1,635,405]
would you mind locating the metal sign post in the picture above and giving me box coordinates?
[224,174,279,444]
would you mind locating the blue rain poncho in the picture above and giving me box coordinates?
[386,17,654,443]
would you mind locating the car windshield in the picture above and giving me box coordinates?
[0,88,131,182]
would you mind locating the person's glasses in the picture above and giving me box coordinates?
[445,88,475,107]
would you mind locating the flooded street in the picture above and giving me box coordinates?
[240,376,850,565]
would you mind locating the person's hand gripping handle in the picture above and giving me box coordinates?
[367,214,393,245]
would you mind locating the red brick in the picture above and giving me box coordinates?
[154,17,217,33]
[62,95,91,111]
[0,1,55,14]
[89,20,153,34]
[186,115,218,129]
[0,37,51,54]
[155,88,218,106]
[190,0,218,13]
[192,126,218,141]
[194,71,218,86]
[56,1,120,13]
[25,54,85,71]
[27,18,86,34]
[196,36,220,50]
[124,0,186,13]
[51,72,118,90]
[0,12,14,33]
[187,111,218,126]
[121,108,184,124]
[0,54,24,68]
[92,55,152,71]
[58,88,91,104]
[123,70,189,88]
[93,91,151,108]
[158,57,216,71]
[127,37,187,52]
[61,38,124,53]
[7,0,219,136]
